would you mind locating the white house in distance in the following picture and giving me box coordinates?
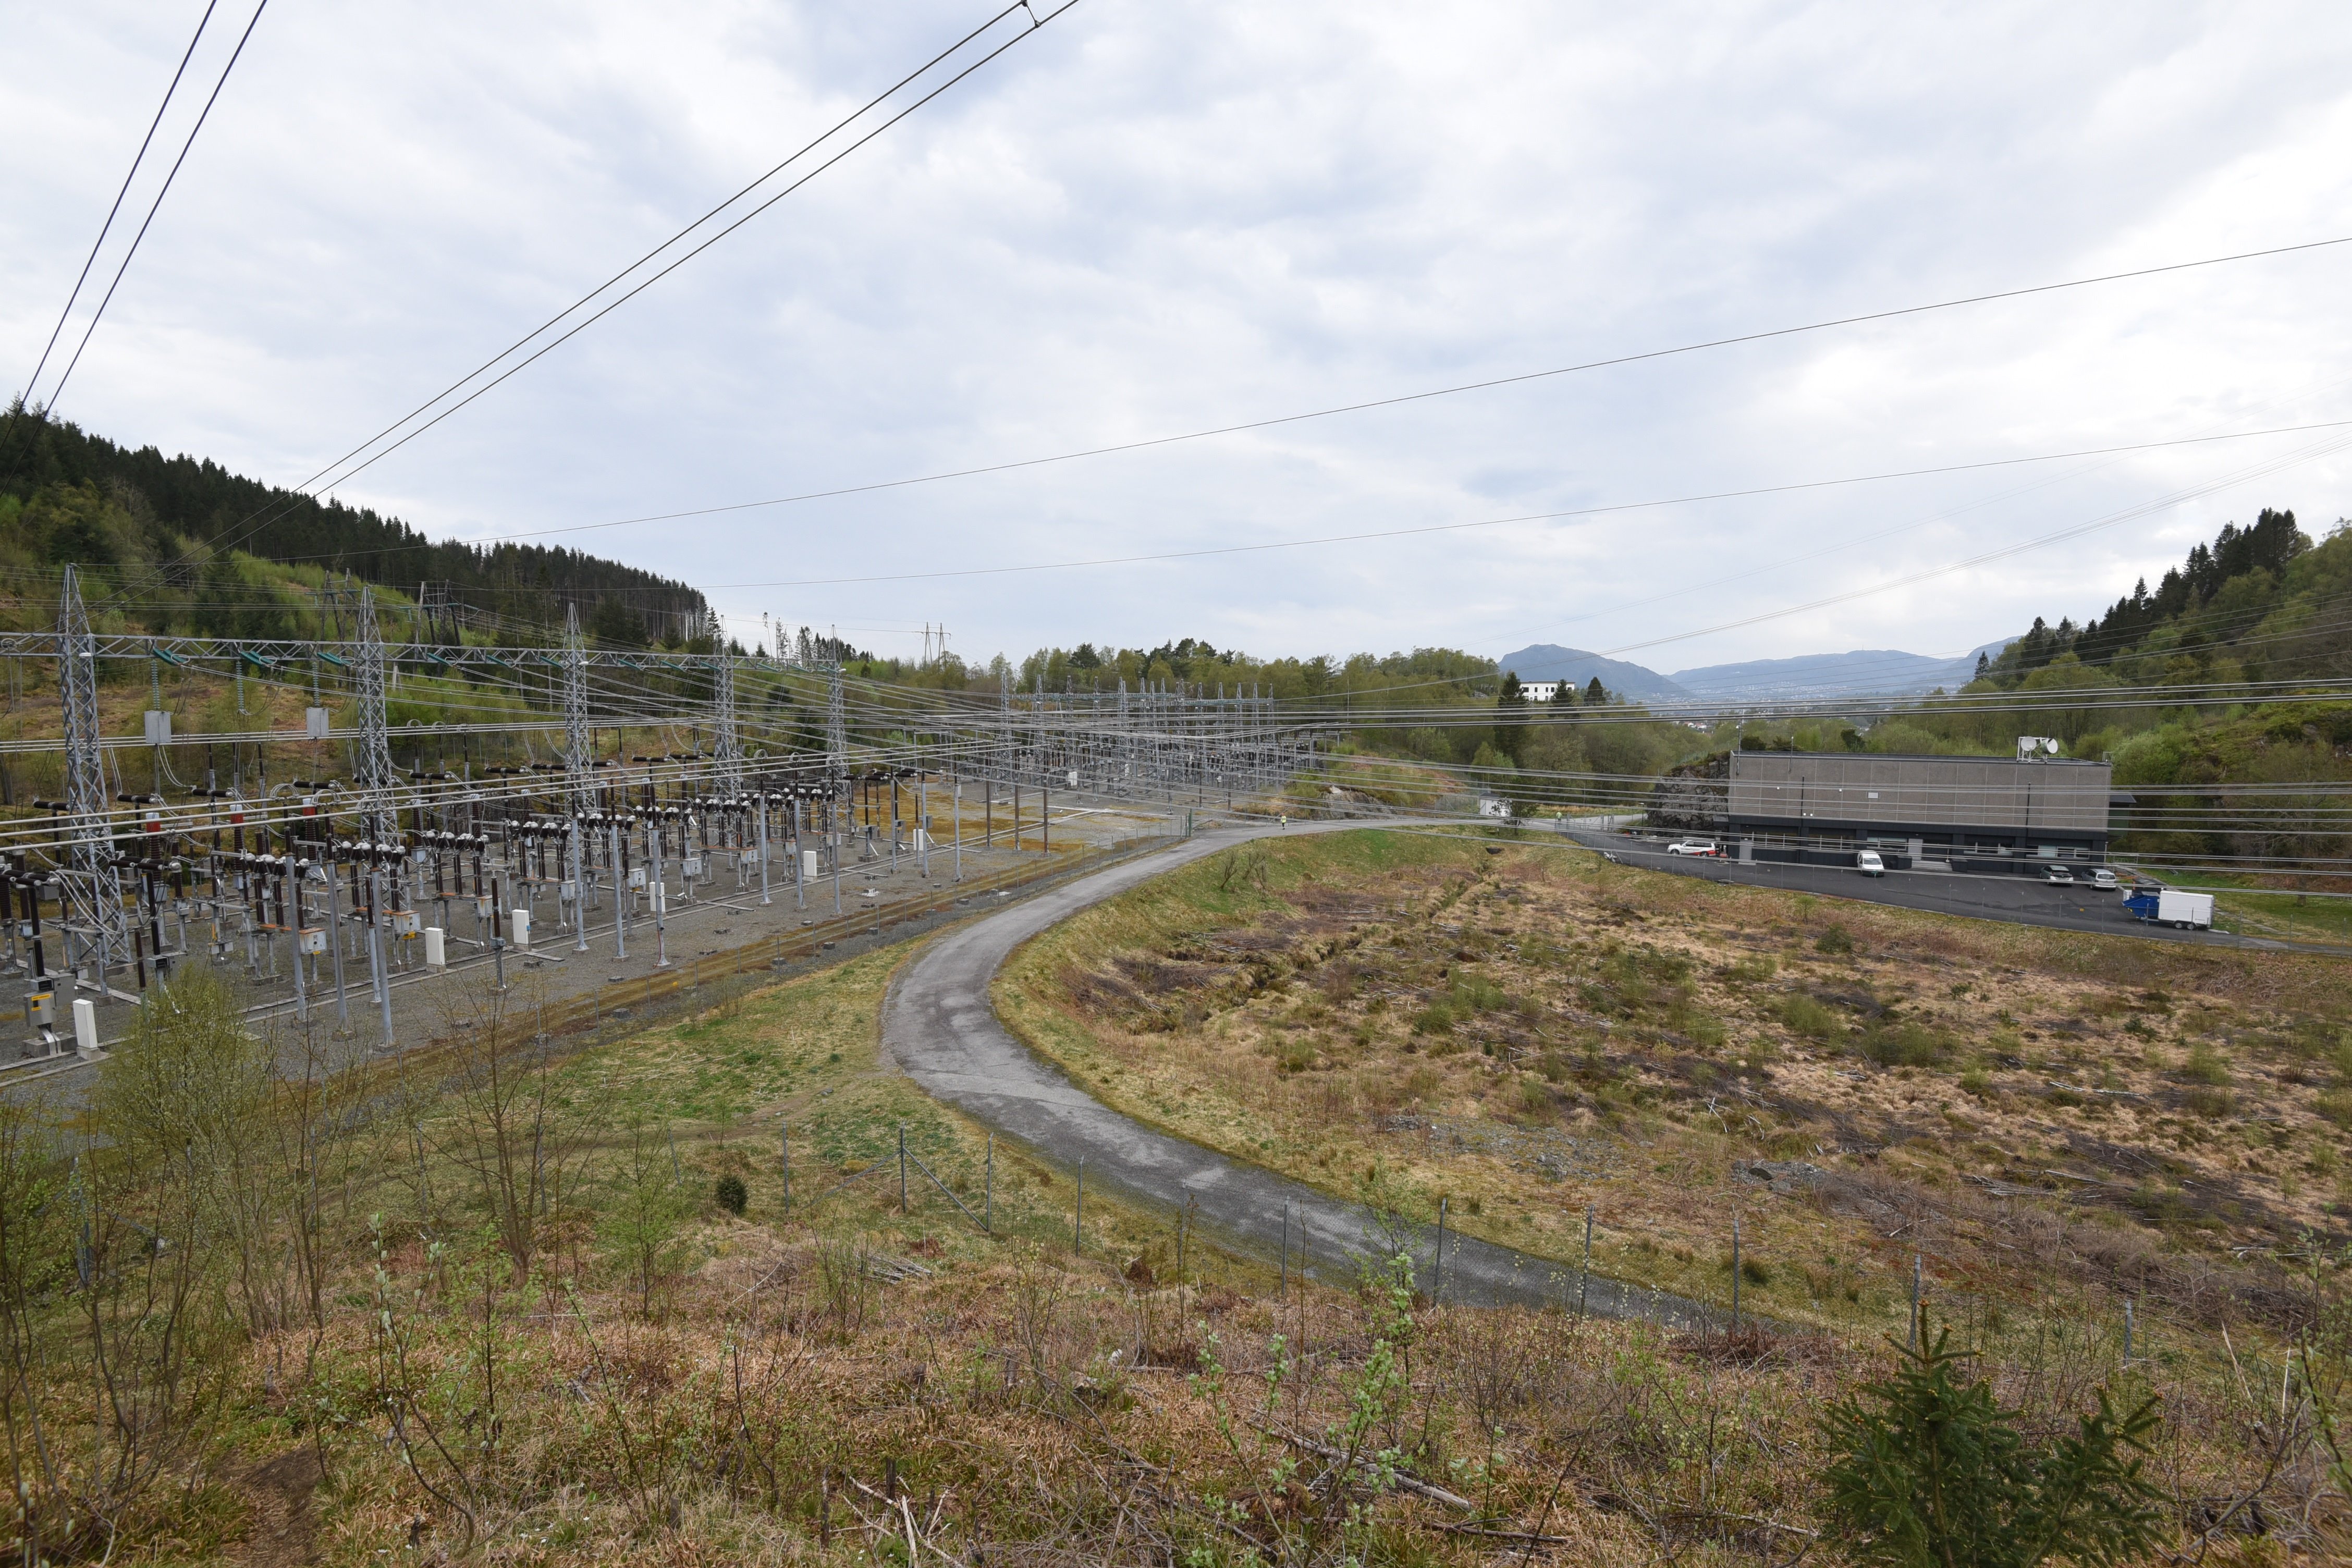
[1516,681,1563,702]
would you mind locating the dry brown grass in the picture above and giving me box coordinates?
[996,829,2352,1345]
[7,839,2344,1564]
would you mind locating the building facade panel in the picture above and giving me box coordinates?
[1726,752,2111,844]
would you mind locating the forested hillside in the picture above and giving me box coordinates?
[1974,508,2343,696]
[0,407,705,637]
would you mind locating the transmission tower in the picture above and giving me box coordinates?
[712,638,740,792]
[562,603,591,809]
[825,662,847,791]
[56,567,132,984]
[354,588,400,842]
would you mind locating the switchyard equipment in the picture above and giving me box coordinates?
[0,581,1322,1061]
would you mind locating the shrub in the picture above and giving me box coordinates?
[1777,995,1842,1042]
[1860,1022,1950,1069]
[2179,1043,2231,1086]
[1820,1331,2165,1568]
[1413,1003,1456,1035]
[1276,1039,1317,1074]
[2315,1089,2352,1130]
[713,1173,749,1216]
[1740,1257,1771,1286]
[1450,973,1508,1013]
[2182,1085,2234,1120]
[1815,925,1855,956]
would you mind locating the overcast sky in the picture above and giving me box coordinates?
[5,1,2350,673]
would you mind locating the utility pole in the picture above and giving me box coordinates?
[564,606,590,953]
[825,661,847,893]
[352,590,405,1047]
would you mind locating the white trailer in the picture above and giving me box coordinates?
[2157,889,2214,929]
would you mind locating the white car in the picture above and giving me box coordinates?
[1856,850,1886,876]
[2091,867,2118,891]
[1666,840,1720,857]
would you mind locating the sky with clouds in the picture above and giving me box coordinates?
[5,1,2350,673]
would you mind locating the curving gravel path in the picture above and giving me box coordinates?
[881,819,1702,1319]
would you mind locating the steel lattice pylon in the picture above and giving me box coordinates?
[57,568,133,987]
[562,604,590,810]
[825,663,847,798]
[353,589,400,843]
[712,641,740,793]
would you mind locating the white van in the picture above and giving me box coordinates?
[1856,850,1886,877]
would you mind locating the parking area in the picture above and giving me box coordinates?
[1567,829,2302,950]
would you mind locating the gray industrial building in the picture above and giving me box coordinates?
[1721,751,2114,872]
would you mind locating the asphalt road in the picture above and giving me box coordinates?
[1565,829,2297,949]
[882,818,1701,1319]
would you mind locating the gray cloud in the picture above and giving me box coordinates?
[5,0,2348,666]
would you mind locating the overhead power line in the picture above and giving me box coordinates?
[196,0,1081,567]
[38,1,270,418]
[228,413,2352,585]
[9,1,219,414]
[1593,424,2352,658]
[674,415,2352,592]
[338,231,2352,558]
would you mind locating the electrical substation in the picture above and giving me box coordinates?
[0,572,1323,1065]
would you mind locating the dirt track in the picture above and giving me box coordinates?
[881,819,1705,1319]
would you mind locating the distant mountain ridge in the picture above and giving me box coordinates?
[1492,645,1693,702]
[1669,640,2017,701]
[1493,639,2019,704]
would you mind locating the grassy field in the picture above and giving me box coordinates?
[997,828,2352,1338]
[0,852,2343,1564]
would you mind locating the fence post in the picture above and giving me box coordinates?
[1177,1192,1189,1291]
[1579,1206,1592,1317]
[1279,1202,1288,1300]
[1910,1252,1923,1352]
[984,1132,994,1232]
[1434,1196,1447,1304]
[780,1120,790,1214]
[899,1123,909,1214]
[1073,1156,1084,1253]
[1731,1218,1741,1332]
